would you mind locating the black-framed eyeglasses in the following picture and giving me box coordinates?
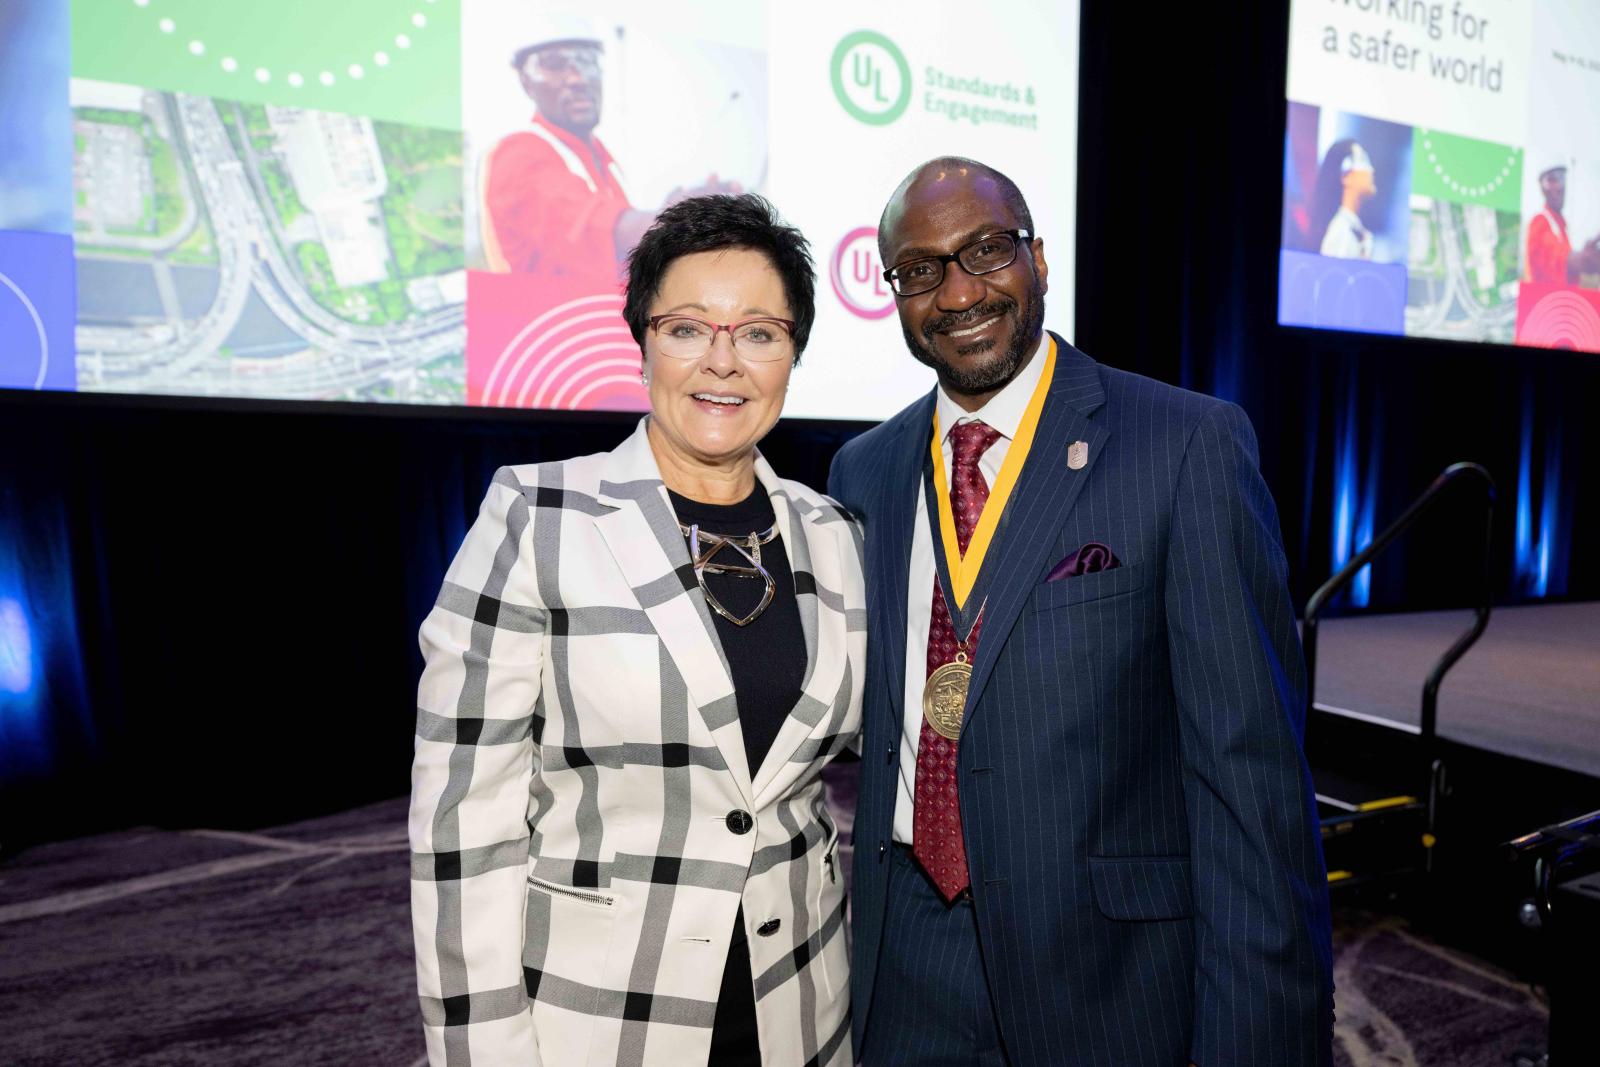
[646,314,797,362]
[883,229,1033,297]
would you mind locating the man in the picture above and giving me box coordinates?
[480,14,733,288]
[1525,163,1600,286]
[829,157,1334,1066]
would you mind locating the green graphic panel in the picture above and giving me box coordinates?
[1412,129,1521,213]
[72,0,461,130]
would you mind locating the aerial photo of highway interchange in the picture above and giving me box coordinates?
[71,78,466,404]
[1406,195,1520,345]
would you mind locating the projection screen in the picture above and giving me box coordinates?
[1280,0,1600,353]
[0,0,1080,419]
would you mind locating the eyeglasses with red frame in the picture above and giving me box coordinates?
[646,315,797,362]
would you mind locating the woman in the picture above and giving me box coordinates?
[1313,138,1377,260]
[410,195,862,1067]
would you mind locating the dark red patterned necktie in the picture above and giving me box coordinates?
[913,420,1001,902]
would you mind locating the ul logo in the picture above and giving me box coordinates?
[831,227,895,320]
[830,31,911,126]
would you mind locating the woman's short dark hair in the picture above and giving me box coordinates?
[624,194,816,362]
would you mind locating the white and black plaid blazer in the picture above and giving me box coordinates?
[410,418,865,1067]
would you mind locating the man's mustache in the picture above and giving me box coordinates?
[921,299,1015,340]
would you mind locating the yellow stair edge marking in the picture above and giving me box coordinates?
[1356,795,1418,812]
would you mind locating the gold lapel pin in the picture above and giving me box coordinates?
[1067,440,1089,470]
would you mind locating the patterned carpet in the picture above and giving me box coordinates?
[0,797,1548,1066]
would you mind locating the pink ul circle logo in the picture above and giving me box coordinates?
[830,226,895,320]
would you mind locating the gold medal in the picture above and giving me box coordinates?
[922,651,972,740]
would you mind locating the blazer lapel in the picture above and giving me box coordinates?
[964,337,1109,729]
[749,458,854,806]
[592,420,753,806]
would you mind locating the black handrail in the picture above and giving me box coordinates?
[1505,808,1600,921]
[1507,808,1600,862]
[1301,462,1496,867]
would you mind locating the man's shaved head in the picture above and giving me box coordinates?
[878,157,1034,261]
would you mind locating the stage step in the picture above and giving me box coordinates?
[1319,792,1429,885]
[1313,758,1431,888]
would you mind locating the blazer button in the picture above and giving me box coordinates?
[757,918,781,937]
[725,809,754,835]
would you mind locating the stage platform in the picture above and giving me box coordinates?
[1312,601,1600,780]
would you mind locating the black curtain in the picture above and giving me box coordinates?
[1,0,1594,848]
[0,400,864,847]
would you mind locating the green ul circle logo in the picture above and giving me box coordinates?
[830,30,911,126]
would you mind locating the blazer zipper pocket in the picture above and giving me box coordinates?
[824,850,837,884]
[527,874,614,907]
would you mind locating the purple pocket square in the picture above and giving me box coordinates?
[1045,541,1121,582]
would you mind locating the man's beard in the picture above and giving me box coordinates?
[903,288,1046,396]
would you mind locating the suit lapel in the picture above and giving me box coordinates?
[964,337,1108,730]
[592,420,753,806]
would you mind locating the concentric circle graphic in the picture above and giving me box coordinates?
[1518,290,1600,352]
[483,295,647,411]
[0,271,50,390]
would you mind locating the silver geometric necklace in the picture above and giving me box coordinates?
[678,522,780,627]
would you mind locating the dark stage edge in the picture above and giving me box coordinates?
[1313,602,1600,779]
[0,798,1551,1067]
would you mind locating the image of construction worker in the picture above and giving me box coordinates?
[479,12,736,290]
[1525,161,1600,287]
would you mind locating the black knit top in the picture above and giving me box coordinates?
[668,485,807,779]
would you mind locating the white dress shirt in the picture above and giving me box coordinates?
[893,338,1050,844]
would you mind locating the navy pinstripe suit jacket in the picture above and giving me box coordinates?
[828,336,1333,1067]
